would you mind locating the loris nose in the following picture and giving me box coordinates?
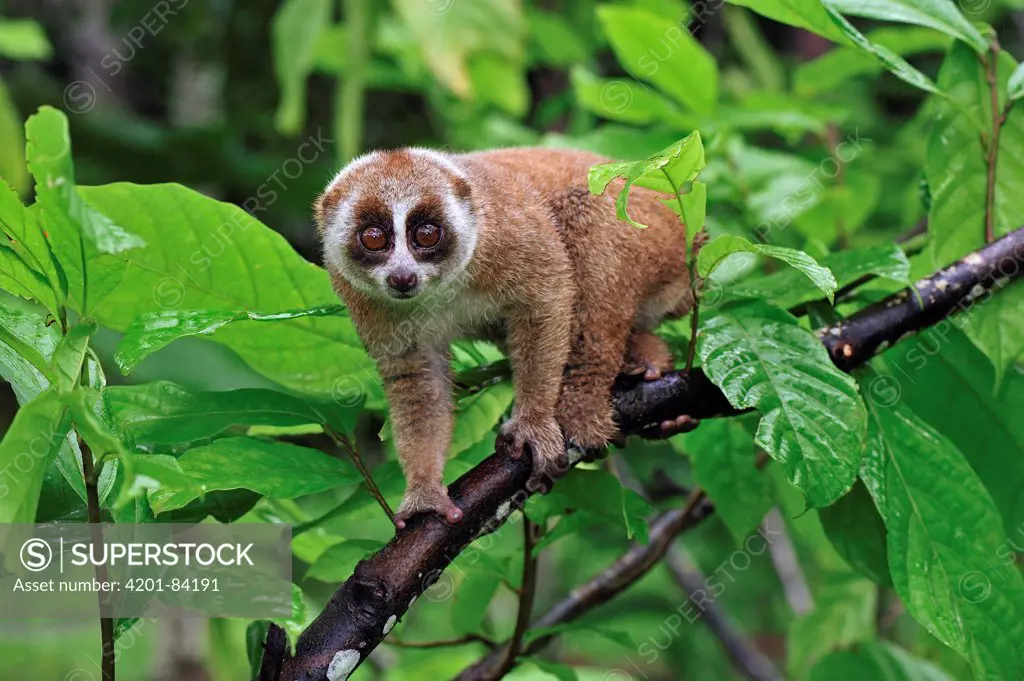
[386,270,418,293]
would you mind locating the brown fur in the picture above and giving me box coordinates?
[316,148,693,526]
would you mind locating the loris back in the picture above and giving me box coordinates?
[315,147,693,527]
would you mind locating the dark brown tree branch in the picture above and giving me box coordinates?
[259,225,1024,681]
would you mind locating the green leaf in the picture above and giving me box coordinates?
[824,0,988,55]
[927,44,1024,387]
[115,453,193,509]
[26,107,144,311]
[70,182,378,403]
[698,235,837,302]
[680,181,707,240]
[788,574,877,679]
[588,132,705,228]
[0,78,28,196]
[808,642,957,681]
[859,379,1024,680]
[819,481,891,586]
[795,26,951,95]
[305,539,386,583]
[542,469,651,542]
[114,305,346,375]
[0,19,53,60]
[879,329,1024,536]
[451,554,503,636]
[671,419,772,544]
[107,381,359,447]
[0,389,71,522]
[0,178,61,318]
[570,66,691,126]
[449,382,514,456]
[1009,63,1024,101]
[271,0,332,135]
[148,437,361,514]
[727,244,910,310]
[524,658,578,681]
[50,320,96,392]
[64,387,123,457]
[595,4,718,114]
[819,3,940,94]
[697,301,867,506]
[724,0,848,43]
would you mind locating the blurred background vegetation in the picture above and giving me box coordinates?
[2,0,1024,679]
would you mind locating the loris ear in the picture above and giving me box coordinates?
[313,185,343,235]
[451,175,472,203]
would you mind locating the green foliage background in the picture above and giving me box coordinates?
[2,0,1024,679]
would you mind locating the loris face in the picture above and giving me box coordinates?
[315,148,477,302]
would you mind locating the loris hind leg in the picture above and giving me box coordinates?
[557,307,635,454]
[622,330,674,381]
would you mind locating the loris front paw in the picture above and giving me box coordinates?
[498,416,567,494]
[394,482,463,530]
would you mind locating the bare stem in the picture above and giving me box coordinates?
[983,42,1007,244]
[493,520,540,679]
[79,438,115,681]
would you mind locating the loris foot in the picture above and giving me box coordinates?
[498,416,567,494]
[623,331,674,382]
[394,482,463,530]
[658,415,701,438]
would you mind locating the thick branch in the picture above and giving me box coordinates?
[259,225,1024,681]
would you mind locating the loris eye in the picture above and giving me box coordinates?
[412,223,442,249]
[359,226,388,252]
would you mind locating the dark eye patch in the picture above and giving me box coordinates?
[346,197,393,266]
[405,197,454,263]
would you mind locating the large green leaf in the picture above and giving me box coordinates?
[148,437,362,514]
[788,574,877,679]
[25,107,145,313]
[588,131,705,228]
[927,44,1024,387]
[50,320,96,392]
[114,305,347,375]
[808,642,957,681]
[69,182,379,403]
[449,382,514,455]
[879,330,1024,534]
[0,179,61,318]
[595,5,718,115]
[825,0,987,54]
[698,235,837,302]
[0,389,71,522]
[819,481,891,586]
[820,2,939,93]
[859,382,1024,680]
[271,0,332,135]
[726,244,910,310]
[697,301,867,506]
[671,418,772,544]
[305,539,386,583]
[794,27,951,95]
[724,0,848,43]
[107,381,359,446]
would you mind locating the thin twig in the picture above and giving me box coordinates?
[491,521,540,679]
[983,41,1008,244]
[666,548,783,681]
[327,427,395,523]
[79,438,115,681]
[763,508,813,616]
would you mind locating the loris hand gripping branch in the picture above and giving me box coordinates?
[315,148,695,528]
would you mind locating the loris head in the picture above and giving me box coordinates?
[315,148,477,302]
